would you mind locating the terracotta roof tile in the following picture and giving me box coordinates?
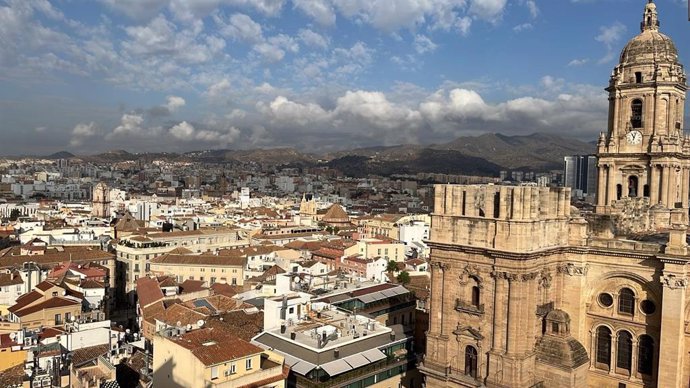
[136,277,165,308]
[168,326,263,366]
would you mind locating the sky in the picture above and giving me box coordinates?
[0,0,688,155]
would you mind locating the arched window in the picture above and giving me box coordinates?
[638,335,654,375]
[628,176,638,197]
[617,331,633,371]
[618,288,635,315]
[631,99,643,128]
[470,276,481,308]
[464,346,478,378]
[596,326,612,368]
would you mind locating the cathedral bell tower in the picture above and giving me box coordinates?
[596,0,687,215]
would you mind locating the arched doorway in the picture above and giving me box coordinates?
[464,346,478,378]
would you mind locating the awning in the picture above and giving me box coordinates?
[321,359,353,376]
[291,360,317,375]
[343,353,369,369]
[361,348,386,363]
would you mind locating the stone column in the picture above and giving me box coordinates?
[668,166,677,207]
[661,164,669,207]
[650,164,659,204]
[631,338,638,380]
[491,274,508,353]
[681,167,689,208]
[597,165,607,207]
[609,335,617,375]
[607,166,617,205]
[657,262,687,387]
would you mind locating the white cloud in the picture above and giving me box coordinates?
[165,95,186,112]
[205,79,232,99]
[298,29,329,49]
[293,0,336,26]
[333,0,469,32]
[70,122,98,146]
[217,13,263,43]
[568,58,589,66]
[414,35,438,54]
[169,121,241,145]
[469,0,508,22]
[595,22,626,64]
[513,23,533,32]
[525,0,539,18]
[169,121,196,140]
[107,113,162,139]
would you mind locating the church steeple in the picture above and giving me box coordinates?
[641,0,659,32]
[595,0,688,220]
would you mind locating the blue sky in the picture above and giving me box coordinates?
[0,0,688,154]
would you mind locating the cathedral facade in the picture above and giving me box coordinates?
[420,2,688,388]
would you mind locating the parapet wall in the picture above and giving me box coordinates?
[431,185,574,252]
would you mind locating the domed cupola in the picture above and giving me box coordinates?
[619,0,679,66]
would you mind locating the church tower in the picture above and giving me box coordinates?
[596,0,687,216]
[92,182,111,219]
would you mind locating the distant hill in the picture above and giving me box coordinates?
[434,132,594,170]
[35,132,594,176]
[45,151,75,159]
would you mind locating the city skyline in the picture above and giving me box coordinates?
[1,0,688,155]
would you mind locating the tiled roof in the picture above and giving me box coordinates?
[0,246,114,269]
[179,279,206,294]
[210,282,243,297]
[207,311,264,341]
[8,290,43,313]
[157,303,208,327]
[136,277,165,308]
[71,344,110,367]
[169,326,263,366]
[322,204,350,223]
[0,270,23,287]
[13,297,80,317]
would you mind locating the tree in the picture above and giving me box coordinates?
[396,271,411,285]
[386,260,399,274]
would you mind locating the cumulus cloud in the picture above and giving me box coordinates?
[169,121,241,145]
[107,113,162,139]
[70,122,98,146]
[298,29,329,49]
[469,0,508,22]
[165,95,185,111]
[216,13,263,43]
[568,58,589,67]
[293,0,336,26]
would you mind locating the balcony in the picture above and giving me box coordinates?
[455,299,484,316]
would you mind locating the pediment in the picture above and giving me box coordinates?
[453,325,484,340]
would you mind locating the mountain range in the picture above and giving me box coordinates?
[38,133,594,177]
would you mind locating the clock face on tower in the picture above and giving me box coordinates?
[626,130,642,145]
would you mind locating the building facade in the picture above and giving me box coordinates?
[421,2,689,388]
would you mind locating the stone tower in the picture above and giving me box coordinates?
[596,0,687,217]
[92,182,111,219]
[421,2,690,388]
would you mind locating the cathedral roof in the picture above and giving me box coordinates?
[619,1,679,65]
[322,204,350,223]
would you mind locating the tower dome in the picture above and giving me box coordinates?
[619,0,679,65]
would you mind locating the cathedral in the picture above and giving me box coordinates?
[420,1,688,388]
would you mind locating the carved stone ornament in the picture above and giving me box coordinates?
[557,263,589,276]
[539,270,552,289]
[459,264,482,287]
[661,273,688,289]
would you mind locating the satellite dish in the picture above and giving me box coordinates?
[197,320,205,328]
[70,316,76,322]
[176,321,182,327]
[9,332,16,340]
[125,329,131,334]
